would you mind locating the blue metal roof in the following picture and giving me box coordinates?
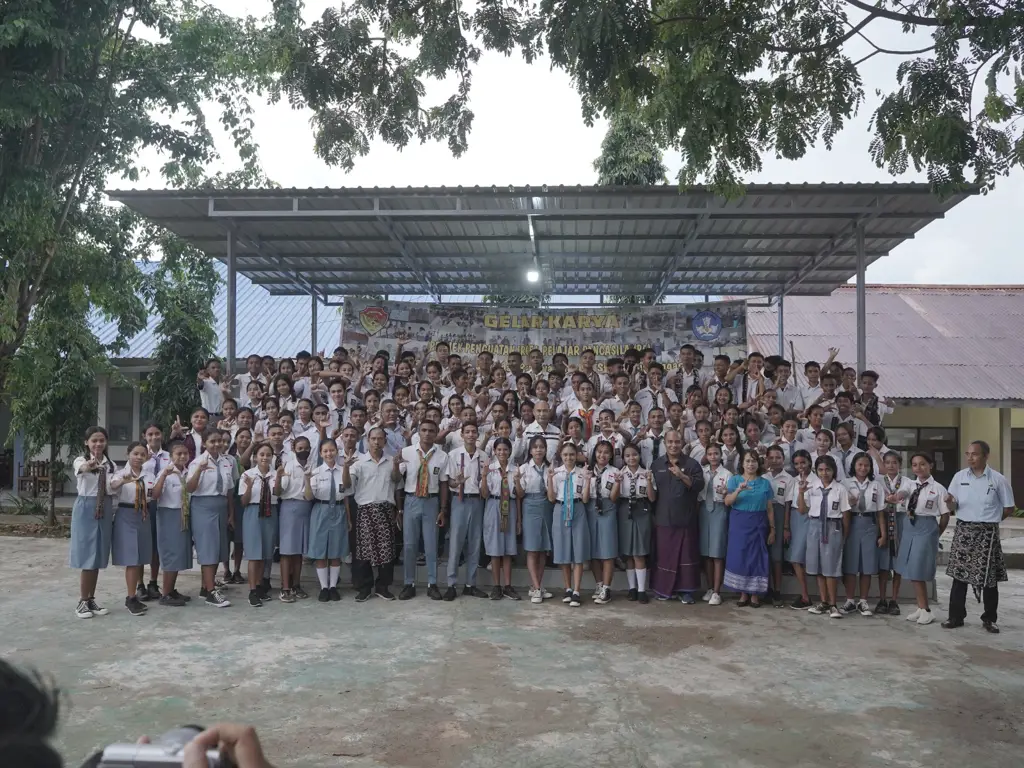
[91,261,343,361]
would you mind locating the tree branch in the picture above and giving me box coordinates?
[844,0,943,26]
[764,12,878,55]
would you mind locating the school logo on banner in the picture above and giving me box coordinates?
[692,310,723,341]
[359,306,390,336]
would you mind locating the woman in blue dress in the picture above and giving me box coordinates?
[722,449,775,607]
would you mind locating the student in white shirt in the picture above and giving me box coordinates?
[588,441,621,605]
[69,427,117,619]
[639,407,668,469]
[685,419,715,467]
[839,453,886,616]
[546,442,592,608]
[634,364,677,422]
[603,373,633,420]
[149,441,193,607]
[898,452,951,626]
[865,426,891,477]
[235,354,268,408]
[138,423,170,602]
[304,438,351,603]
[519,435,555,603]
[276,436,316,602]
[698,444,731,605]
[772,359,805,413]
[799,454,852,619]
[445,424,489,600]
[481,438,522,600]
[196,358,229,417]
[519,400,562,465]
[186,430,238,608]
[830,423,859,482]
[398,421,449,600]
[110,441,156,617]
[858,370,894,426]
[783,449,816,610]
[771,418,802,474]
[617,443,657,604]
[808,428,835,469]
[585,409,626,468]
[240,443,281,609]
[877,450,912,616]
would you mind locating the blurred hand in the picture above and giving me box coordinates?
[183,724,274,768]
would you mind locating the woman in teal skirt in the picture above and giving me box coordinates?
[70,427,116,620]
[722,450,774,607]
[240,443,280,608]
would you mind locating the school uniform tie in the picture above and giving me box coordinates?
[134,476,148,520]
[884,476,899,563]
[335,408,345,427]
[260,475,273,517]
[95,464,107,519]
[842,450,852,475]
[857,484,866,513]
[499,470,510,532]
[651,436,662,461]
[416,449,431,498]
[153,454,162,475]
[578,409,593,440]
[908,481,927,525]
[214,458,224,495]
[562,471,575,527]
[786,443,794,468]
[819,487,832,544]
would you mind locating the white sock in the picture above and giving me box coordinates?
[596,581,603,590]
[329,566,341,588]
[636,568,648,592]
[626,569,637,589]
[316,567,329,589]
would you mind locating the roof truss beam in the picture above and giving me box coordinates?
[376,216,441,302]
[652,213,711,303]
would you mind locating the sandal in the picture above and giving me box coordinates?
[750,599,762,608]
[736,598,751,607]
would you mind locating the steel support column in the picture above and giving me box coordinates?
[311,292,319,353]
[226,229,237,375]
[777,293,785,357]
[855,221,867,374]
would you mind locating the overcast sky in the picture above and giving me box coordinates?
[129,2,1024,286]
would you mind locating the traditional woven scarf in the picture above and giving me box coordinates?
[133,474,148,520]
[180,472,191,532]
[883,475,901,559]
[416,448,432,498]
[499,467,510,533]
[561,470,575,526]
[578,408,594,440]
[260,474,273,517]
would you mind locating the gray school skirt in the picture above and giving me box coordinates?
[617,497,652,557]
[588,497,619,560]
[700,500,728,559]
[483,497,518,557]
[521,493,552,553]
[787,505,810,565]
[843,514,880,575]
[190,495,227,566]
[877,512,907,572]
[112,503,153,567]
[243,503,279,561]
[769,502,787,562]
[307,500,349,560]
[552,501,590,565]
[69,495,113,570]
[895,516,939,581]
[805,517,844,578]
[155,506,193,572]
[279,498,313,556]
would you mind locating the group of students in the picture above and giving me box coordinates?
[68,340,955,623]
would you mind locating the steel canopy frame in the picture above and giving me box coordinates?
[106,183,977,374]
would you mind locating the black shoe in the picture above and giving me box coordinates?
[199,587,210,599]
[329,587,342,602]
[317,588,330,602]
[159,593,186,607]
[293,585,310,600]
[125,596,146,616]
[443,586,457,601]
[489,586,503,600]
[355,587,372,602]
[875,599,889,615]
[502,585,521,601]
[273,547,281,563]
[399,584,416,601]
[941,618,965,629]
[463,585,488,598]
[248,590,262,607]
[232,571,246,585]
[627,588,638,602]
[146,581,162,601]
[790,597,812,610]
[562,588,573,604]
[136,583,149,601]
[375,587,396,601]
[983,621,1000,634]
[170,589,191,602]
[427,584,443,600]
[888,601,901,616]
[261,577,272,595]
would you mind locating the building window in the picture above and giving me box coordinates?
[881,426,959,488]
[107,386,135,443]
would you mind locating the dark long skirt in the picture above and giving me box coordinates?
[651,524,702,597]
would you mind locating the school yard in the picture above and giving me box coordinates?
[1,535,1022,768]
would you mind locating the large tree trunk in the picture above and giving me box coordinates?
[48,427,58,526]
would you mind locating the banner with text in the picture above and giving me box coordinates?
[341,300,747,369]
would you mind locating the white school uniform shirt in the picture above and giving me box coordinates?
[720,445,741,475]
[639,429,667,469]
[310,462,346,502]
[187,452,238,496]
[906,476,952,518]
[704,376,731,405]
[328,404,349,432]
[619,419,645,444]
[154,466,187,508]
[198,377,224,414]
[634,387,677,422]
[699,465,732,503]
[732,374,773,405]
[590,465,619,499]
[796,427,824,452]
[517,460,550,495]
[880,473,912,513]
[948,465,1014,523]
[441,388,471,417]
[773,439,801,472]
[112,469,155,508]
[279,457,315,501]
[142,449,171,478]
[670,367,705,400]
[785,474,818,508]
[236,372,268,407]
[773,381,804,412]
[278,395,298,413]
[603,395,632,420]
[241,467,280,505]
[446,446,485,495]
[485,460,519,497]
[292,420,322,457]
[551,466,586,501]
[800,383,823,407]
[829,446,858,482]
[843,477,885,514]
[585,431,626,468]
[519,422,562,465]
[805,480,852,519]
[399,444,449,494]
[827,414,868,446]
[618,466,655,498]
[767,470,794,508]
[348,454,398,506]
[687,440,712,466]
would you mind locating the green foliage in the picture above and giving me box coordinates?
[594,111,667,186]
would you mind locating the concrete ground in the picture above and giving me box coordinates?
[2,536,1023,768]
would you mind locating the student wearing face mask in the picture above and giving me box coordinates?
[276,436,316,602]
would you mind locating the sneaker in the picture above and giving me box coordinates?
[427,584,443,600]
[75,600,93,619]
[205,589,230,608]
[146,581,162,601]
[317,588,330,603]
[355,587,372,602]
[489,586,503,600]
[503,586,521,601]
[169,590,191,602]
[637,591,649,604]
[595,586,611,605]
[917,609,934,625]
[569,591,582,607]
[135,583,149,601]
[443,586,458,601]
[840,599,857,615]
[86,598,108,616]
[295,585,311,600]
[562,589,573,604]
[592,584,603,601]
[527,587,539,600]
[790,597,811,610]
[542,589,553,599]
[875,598,889,615]
[887,601,901,616]
[627,588,638,602]
[199,587,210,599]
[709,592,722,606]
[399,584,417,601]
[531,590,543,604]
[906,608,922,622]
[701,589,714,602]
[248,590,262,607]
[279,590,296,603]
[679,592,696,605]
[829,604,843,619]
[857,599,873,616]
[774,592,787,609]
[329,587,342,602]
[125,596,147,616]
[463,585,489,598]
[261,577,272,596]
[376,587,397,601]
[808,602,829,615]
[214,577,226,588]
[159,593,186,607]
[656,594,671,601]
